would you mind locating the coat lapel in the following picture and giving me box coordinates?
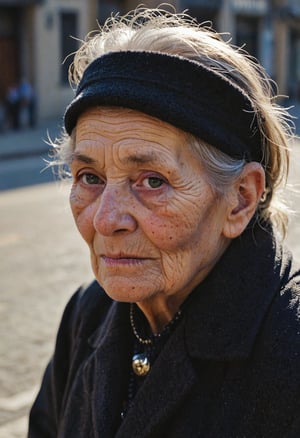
[116,322,198,438]
[83,302,198,438]
[184,223,285,361]
[84,301,133,437]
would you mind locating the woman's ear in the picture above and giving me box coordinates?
[223,162,266,239]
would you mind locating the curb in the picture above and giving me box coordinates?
[0,118,61,161]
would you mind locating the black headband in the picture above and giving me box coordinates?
[64,51,262,162]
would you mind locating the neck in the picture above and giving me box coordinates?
[136,297,182,334]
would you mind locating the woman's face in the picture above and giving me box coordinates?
[70,107,232,307]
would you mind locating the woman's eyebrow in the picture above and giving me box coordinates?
[70,151,167,168]
[70,153,97,165]
[122,152,161,165]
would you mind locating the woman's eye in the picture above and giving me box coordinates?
[81,173,101,185]
[143,176,165,189]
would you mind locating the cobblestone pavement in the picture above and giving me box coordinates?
[0,140,300,437]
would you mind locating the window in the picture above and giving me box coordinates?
[236,16,259,59]
[0,7,20,98]
[98,1,122,24]
[60,11,78,85]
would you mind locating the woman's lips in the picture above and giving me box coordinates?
[101,255,147,266]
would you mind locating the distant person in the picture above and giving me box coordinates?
[28,7,300,437]
[0,101,5,133]
[5,83,20,130]
[18,77,36,128]
[0,84,5,132]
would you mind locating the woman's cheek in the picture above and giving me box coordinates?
[70,183,94,214]
[146,214,192,251]
[70,183,84,207]
[75,208,96,243]
[147,191,203,247]
[70,186,96,242]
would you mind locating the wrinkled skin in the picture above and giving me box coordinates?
[69,107,235,331]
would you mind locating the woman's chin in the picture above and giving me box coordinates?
[98,277,159,303]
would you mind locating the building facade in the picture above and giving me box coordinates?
[1,0,298,124]
[98,0,300,99]
[186,0,300,99]
[0,0,97,122]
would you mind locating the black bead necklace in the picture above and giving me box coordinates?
[129,303,182,376]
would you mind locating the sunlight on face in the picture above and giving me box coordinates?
[69,107,231,309]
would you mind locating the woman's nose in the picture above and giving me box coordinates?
[93,184,137,236]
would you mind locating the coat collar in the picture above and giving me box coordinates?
[116,324,198,437]
[184,224,287,360]
[86,302,198,437]
[85,302,132,437]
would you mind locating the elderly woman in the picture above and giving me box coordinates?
[29,7,300,438]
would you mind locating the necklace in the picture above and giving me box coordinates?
[129,303,182,376]
[130,303,152,346]
[121,304,183,419]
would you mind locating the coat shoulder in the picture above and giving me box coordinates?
[258,257,300,366]
[267,257,300,340]
[62,280,112,341]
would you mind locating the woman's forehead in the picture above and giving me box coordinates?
[75,106,188,150]
[74,106,198,170]
[77,106,185,136]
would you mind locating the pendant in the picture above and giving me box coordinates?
[132,353,150,376]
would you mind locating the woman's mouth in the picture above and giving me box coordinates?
[101,255,147,267]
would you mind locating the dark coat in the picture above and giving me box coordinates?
[28,224,300,437]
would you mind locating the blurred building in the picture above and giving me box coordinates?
[0,0,298,124]
[98,0,300,100]
[0,0,97,122]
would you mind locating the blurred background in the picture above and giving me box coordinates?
[0,0,300,128]
[0,1,299,436]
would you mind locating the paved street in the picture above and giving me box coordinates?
[0,118,61,190]
[0,182,93,437]
[0,136,299,437]
[286,138,300,262]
